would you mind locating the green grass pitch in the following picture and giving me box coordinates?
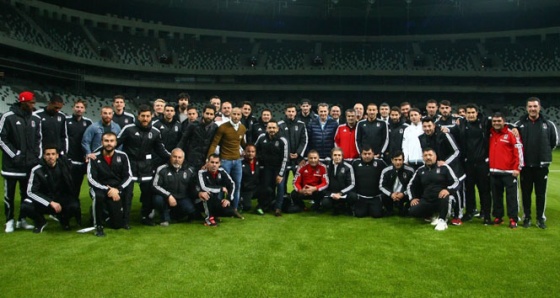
[1,151,559,297]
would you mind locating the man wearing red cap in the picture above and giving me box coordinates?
[0,91,42,232]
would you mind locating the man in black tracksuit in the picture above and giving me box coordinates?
[240,144,260,212]
[380,151,415,216]
[514,97,558,229]
[88,132,133,236]
[65,99,93,225]
[355,103,389,157]
[251,109,272,145]
[177,105,218,170]
[34,95,67,155]
[195,154,235,226]
[255,120,289,216]
[117,105,170,226]
[384,107,409,163]
[448,104,492,221]
[419,117,464,224]
[152,148,196,225]
[22,146,77,233]
[323,147,355,215]
[352,146,387,218]
[0,91,42,232]
[241,101,258,144]
[152,104,182,168]
[278,104,308,170]
[408,148,460,231]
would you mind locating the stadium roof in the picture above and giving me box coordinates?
[41,0,560,35]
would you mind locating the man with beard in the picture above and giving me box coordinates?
[117,105,170,226]
[384,107,409,163]
[296,99,318,126]
[400,102,411,123]
[65,99,92,225]
[207,107,246,219]
[355,103,389,158]
[401,108,424,170]
[278,104,308,198]
[408,148,460,231]
[153,148,197,226]
[352,146,387,218]
[424,99,440,120]
[322,147,355,215]
[112,95,135,129]
[152,104,182,168]
[196,154,235,227]
[175,92,190,123]
[241,101,258,143]
[34,95,67,155]
[82,106,122,162]
[380,151,414,216]
[87,132,133,236]
[22,146,76,232]
[255,120,288,216]
[418,117,463,225]
[0,91,41,232]
[435,100,460,141]
[334,109,359,160]
[177,105,218,170]
[251,109,272,144]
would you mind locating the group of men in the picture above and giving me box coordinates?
[0,91,556,236]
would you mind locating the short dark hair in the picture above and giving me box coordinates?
[492,112,505,119]
[380,102,390,108]
[267,119,278,125]
[208,153,221,161]
[361,145,373,153]
[307,149,319,157]
[465,103,478,111]
[285,103,297,111]
[164,103,175,110]
[422,147,436,154]
[426,99,438,105]
[400,101,411,107]
[187,105,198,112]
[137,104,151,115]
[203,104,216,113]
[242,101,253,108]
[43,144,58,154]
[410,108,421,114]
[177,92,190,101]
[527,96,541,105]
[113,95,125,101]
[390,106,401,114]
[422,117,435,124]
[440,100,451,107]
[102,131,117,140]
[392,150,404,159]
[49,95,63,104]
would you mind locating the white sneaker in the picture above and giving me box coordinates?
[5,219,15,233]
[430,216,439,226]
[148,209,155,219]
[16,219,35,230]
[49,215,60,222]
[434,218,448,231]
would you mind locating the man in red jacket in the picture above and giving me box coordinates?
[489,112,523,228]
[289,150,329,212]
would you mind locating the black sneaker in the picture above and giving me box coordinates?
[537,219,547,229]
[523,218,532,228]
[483,218,492,226]
[95,226,105,237]
[62,224,71,231]
[141,218,155,226]
[462,213,474,222]
[33,221,48,234]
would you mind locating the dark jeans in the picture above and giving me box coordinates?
[153,195,196,222]
[259,167,286,211]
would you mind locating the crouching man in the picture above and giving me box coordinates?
[289,150,329,212]
[22,146,77,233]
[87,132,133,236]
[407,148,460,231]
[153,148,197,226]
[196,154,235,226]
